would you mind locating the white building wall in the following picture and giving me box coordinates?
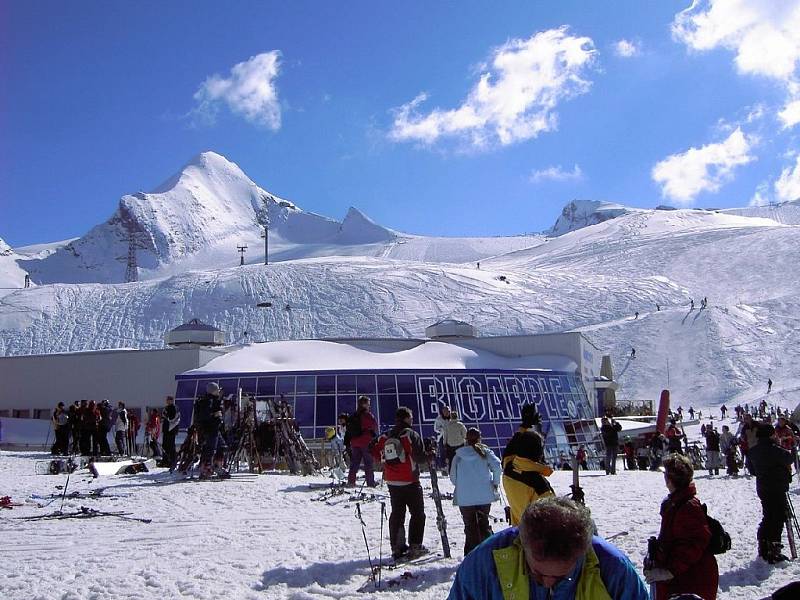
[0,347,226,416]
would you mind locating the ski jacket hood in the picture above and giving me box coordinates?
[450,444,502,507]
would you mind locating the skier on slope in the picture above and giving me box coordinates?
[193,382,229,479]
[372,406,430,561]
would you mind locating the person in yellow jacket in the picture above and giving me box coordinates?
[501,427,555,526]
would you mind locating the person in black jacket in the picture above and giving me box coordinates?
[600,416,622,475]
[749,423,795,563]
[193,382,229,479]
[97,399,112,456]
[161,395,181,468]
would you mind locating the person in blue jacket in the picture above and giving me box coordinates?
[448,496,649,600]
[450,427,503,555]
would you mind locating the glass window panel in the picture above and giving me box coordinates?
[300,427,314,439]
[397,394,418,410]
[238,377,257,395]
[357,375,376,395]
[337,375,356,394]
[219,378,239,398]
[257,377,275,397]
[296,376,316,395]
[420,424,435,440]
[277,376,296,396]
[337,394,357,416]
[175,380,198,399]
[316,395,336,426]
[377,375,397,393]
[317,375,336,395]
[378,396,398,428]
[396,375,416,395]
[294,395,315,426]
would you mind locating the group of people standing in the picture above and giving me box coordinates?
[50,399,117,456]
[50,395,181,467]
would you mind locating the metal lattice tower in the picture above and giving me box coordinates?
[125,230,139,283]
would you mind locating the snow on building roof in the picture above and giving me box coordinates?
[180,339,577,377]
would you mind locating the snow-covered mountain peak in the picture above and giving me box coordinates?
[549,199,636,236]
[338,207,396,244]
[150,151,254,195]
[0,237,11,256]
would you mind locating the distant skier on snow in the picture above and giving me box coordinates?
[630,348,636,359]
[767,378,773,393]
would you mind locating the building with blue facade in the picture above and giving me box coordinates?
[174,322,611,463]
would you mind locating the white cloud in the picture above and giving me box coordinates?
[672,0,800,82]
[775,154,800,202]
[778,99,800,129]
[529,164,584,183]
[613,39,641,58]
[748,181,771,206]
[192,52,282,129]
[389,27,596,148]
[651,127,755,204]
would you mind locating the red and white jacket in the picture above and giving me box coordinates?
[373,426,428,485]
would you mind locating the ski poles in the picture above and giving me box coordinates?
[378,501,386,590]
[355,502,377,590]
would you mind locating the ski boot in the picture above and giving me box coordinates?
[198,462,214,480]
[406,544,430,560]
[214,466,231,479]
[767,542,789,564]
[391,545,409,561]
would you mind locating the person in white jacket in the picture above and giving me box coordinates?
[449,427,503,555]
[433,404,451,473]
[442,412,467,473]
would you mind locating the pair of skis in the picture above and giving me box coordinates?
[427,460,452,559]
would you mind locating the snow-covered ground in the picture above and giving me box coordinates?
[1,420,798,600]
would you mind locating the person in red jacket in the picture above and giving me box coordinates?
[373,406,431,560]
[645,453,718,600]
[145,408,162,458]
[346,395,378,487]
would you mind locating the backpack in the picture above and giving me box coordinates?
[382,430,408,466]
[346,412,363,438]
[702,504,732,554]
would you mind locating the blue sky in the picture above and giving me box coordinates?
[3,1,800,247]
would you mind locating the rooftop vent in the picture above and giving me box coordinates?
[425,319,477,340]
[165,319,226,347]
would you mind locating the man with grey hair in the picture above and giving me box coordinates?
[448,497,648,599]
